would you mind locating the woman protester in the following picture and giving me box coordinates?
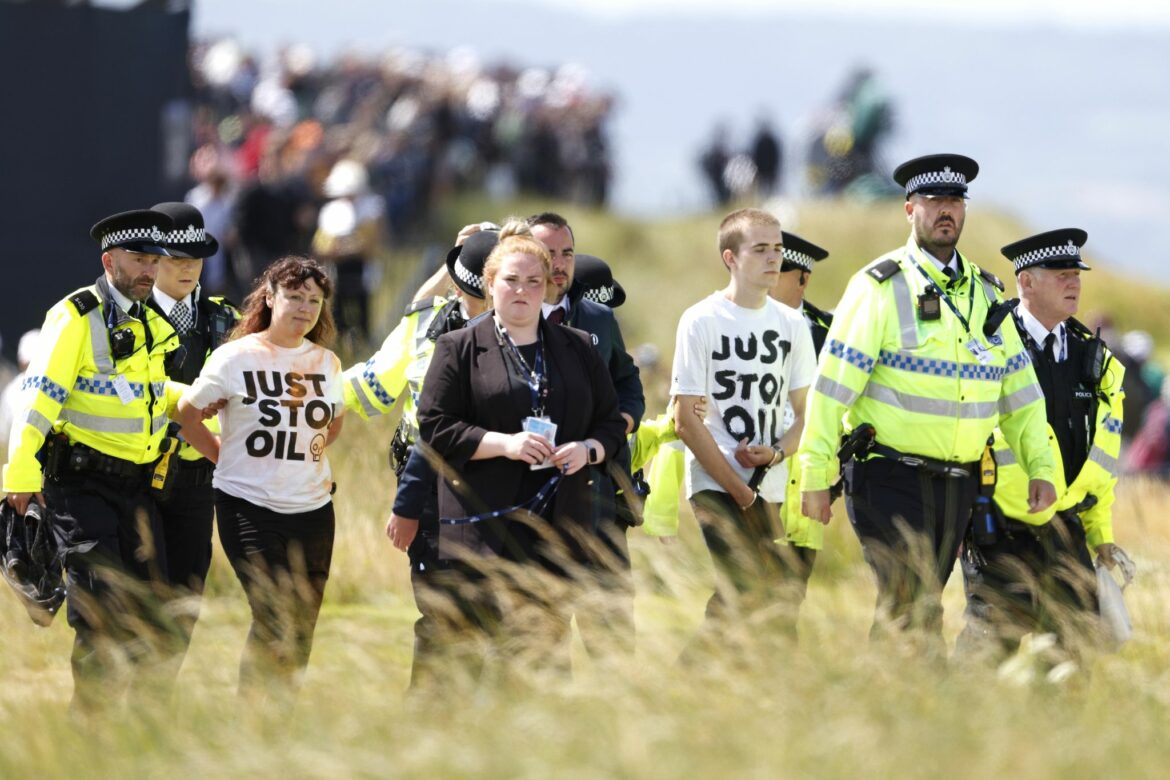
[175,256,344,701]
[417,221,627,676]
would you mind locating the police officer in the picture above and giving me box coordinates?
[3,207,192,710]
[147,202,238,671]
[349,226,496,686]
[771,232,832,602]
[959,228,1129,658]
[799,153,1057,645]
[528,212,645,658]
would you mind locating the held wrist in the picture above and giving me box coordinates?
[769,446,785,467]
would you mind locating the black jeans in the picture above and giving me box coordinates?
[215,490,335,700]
[689,490,816,645]
[45,471,175,710]
[845,456,978,642]
[959,511,1099,657]
[154,468,215,661]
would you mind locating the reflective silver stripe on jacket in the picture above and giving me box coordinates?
[1088,444,1119,475]
[60,409,143,434]
[24,409,54,437]
[863,381,998,419]
[348,375,381,417]
[814,375,860,407]
[994,447,1018,467]
[890,271,919,350]
[151,413,168,434]
[998,383,1044,415]
[86,307,115,375]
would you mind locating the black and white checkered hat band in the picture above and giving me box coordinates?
[164,224,206,245]
[101,225,166,250]
[783,249,814,271]
[583,286,616,305]
[906,167,967,194]
[1013,240,1081,272]
[453,257,483,291]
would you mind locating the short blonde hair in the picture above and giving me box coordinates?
[718,208,780,255]
[483,219,552,289]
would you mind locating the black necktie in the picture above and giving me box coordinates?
[1043,333,1057,361]
[128,302,152,351]
[547,308,565,326]
[941,265,958,284]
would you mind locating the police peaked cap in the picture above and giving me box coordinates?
[574,254,625,308]
[445,228,498,300]
[781,231,829,272]
[149,201,220,258]
[91,209,172,255]
[893,153,979,199]
[1001,228,1090,274]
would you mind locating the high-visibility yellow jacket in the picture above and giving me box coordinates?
[799,238,1055,490]
[992,336,1125,549]
[3,279,182,493]
[342,297,454,440]
[629,412,685,537]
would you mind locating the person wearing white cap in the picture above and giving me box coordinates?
[958,228,1130,661]
[799,153,1056,650]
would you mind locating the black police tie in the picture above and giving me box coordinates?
[942,265,958,285]
[546,308,565,326]
[129,302,152,351]
[171,299,192,335]
[1043,333,1057,362]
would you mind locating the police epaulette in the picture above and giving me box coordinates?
[1066,317,1095,340]
[404,297,439,316]
[865,259,901,283]
[68,289,100,315]
[803,299,833,326]
[978,267,1005,292]
[208,295,240,312]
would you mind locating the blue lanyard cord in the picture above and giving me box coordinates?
[440,472,564,525]
[496,321,547,416]
[906,252,977,337]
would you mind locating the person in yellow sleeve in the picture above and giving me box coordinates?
[3,207,191,711]
[799,153,1057,649]
[352,224,495,687]
[147,202,238,677]
[771,232,833,561]
[958,228,1129,659]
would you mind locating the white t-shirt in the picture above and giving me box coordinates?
[184,333,344,513]
[670,292,816,502]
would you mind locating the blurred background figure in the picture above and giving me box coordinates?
[1116,329,1164,444]
[698,123,732,206]
[185,144,240,299]
[804,66,896,198]
[1125,375,1170,477]
[312,158,388,346]
[0,329,39,453]
[750,116,783,197]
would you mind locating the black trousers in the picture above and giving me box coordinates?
[689,490,816,645]
[845,456,979,641]
[215,490,335,699]
[959,511,1099,656]
[44,470,175,710]
[154,464,215,659]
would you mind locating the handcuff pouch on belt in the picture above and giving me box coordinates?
[389,423,411,480]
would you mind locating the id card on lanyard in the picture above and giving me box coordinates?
[497,321,557,469]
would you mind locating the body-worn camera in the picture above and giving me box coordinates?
[109,327,136,360]
[917,290,941,321]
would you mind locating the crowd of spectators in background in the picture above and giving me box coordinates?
[182,39,618,341]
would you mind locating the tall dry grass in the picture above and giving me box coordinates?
[4,198,1170,776]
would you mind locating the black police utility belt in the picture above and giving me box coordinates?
[869,442,972,479]
[44,436,151,482]
[440,472,563,526]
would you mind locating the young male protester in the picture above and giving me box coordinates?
[671,208,817,646]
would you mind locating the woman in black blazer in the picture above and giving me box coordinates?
[417,221,626,669]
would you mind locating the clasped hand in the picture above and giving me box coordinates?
[506,432,590,475]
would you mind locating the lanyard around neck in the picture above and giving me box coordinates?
[906,250,977,336]
[496,319,547,416]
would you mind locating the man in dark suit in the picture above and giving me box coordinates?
[527,212,645,659]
